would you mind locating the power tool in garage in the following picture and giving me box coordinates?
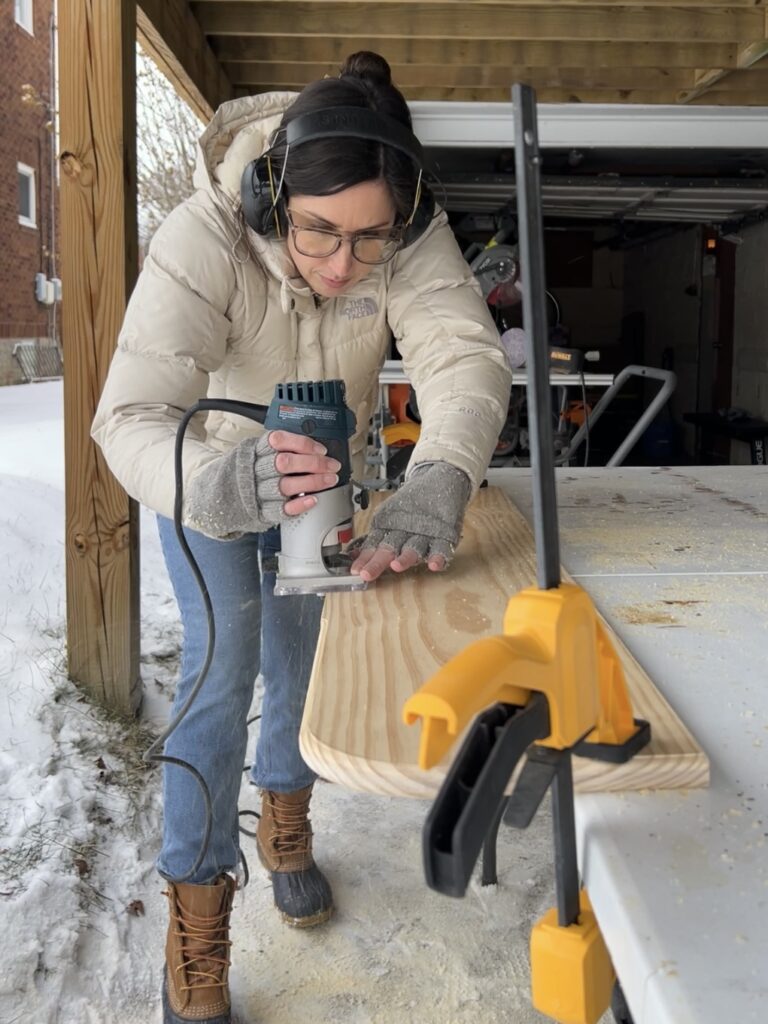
[403,84,651,1024]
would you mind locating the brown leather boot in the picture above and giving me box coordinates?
[162,874,235,1024]
[256,785,333,928]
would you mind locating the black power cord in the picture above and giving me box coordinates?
[143,398,269,883]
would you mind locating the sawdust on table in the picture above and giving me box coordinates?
[614,604,679,626]
[562,522,762,573]
[612,572,768,629]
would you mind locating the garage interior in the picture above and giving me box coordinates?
[421,122,768,468]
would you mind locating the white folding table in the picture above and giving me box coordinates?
[490,464,768,1024]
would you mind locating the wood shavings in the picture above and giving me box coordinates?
[615,604,679,626]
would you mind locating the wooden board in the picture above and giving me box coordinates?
[300,487,709,797]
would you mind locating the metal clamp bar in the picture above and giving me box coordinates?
[550,750,580,928]
[514,83,561,590]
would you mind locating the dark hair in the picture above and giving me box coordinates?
[269,52,420,222]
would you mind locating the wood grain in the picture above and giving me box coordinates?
[193,4,759,44]
[212,37,738,72]
[59,0,141,713]
[197,2,767,104]
[300,487,709,797]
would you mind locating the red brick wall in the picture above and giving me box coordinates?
[0,0,59,384]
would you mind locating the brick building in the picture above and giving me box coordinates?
[0,0,60,386]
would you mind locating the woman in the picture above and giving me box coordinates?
[93,51,511,1024]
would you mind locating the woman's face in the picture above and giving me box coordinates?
[285,178,397,298]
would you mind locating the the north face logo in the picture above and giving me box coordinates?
[341,297,378,320]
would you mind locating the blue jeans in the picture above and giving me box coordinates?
[155,516,323,884]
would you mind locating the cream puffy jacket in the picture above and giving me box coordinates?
[91,93,512,524]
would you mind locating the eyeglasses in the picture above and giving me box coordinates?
[286,210,404,265]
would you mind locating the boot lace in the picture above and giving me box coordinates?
[167,898,233,992]
[271,793,312,855]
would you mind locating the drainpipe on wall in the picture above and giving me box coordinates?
[49,3,59,347]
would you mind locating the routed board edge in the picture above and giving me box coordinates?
[300,731,709,800]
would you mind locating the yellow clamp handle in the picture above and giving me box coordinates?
[403,583,637,770]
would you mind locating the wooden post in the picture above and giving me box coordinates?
[59,0,141,714]
[138,0,234,123]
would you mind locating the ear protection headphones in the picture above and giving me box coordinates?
[240,106,434,248]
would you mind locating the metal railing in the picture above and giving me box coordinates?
[12,339,64,383]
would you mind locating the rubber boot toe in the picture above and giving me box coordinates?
[162,971,232,1024]
[269,860,333,928]
[256,786,334,928]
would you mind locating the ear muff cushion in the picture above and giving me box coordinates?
[240,156,280,236]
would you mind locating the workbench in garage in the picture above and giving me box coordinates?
[490,464,767,1024]
[683,412,768,466]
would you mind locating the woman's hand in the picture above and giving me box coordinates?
[184,430,340,538]
[350,541,447,581]
[349,462,471,583]
[267,429,341,516]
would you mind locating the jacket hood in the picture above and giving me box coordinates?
[192,91,321,308]
[192,92,299,204]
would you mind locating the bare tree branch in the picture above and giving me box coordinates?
[136,46,204,257]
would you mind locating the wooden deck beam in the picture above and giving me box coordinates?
[678,10,768,102]
[138,0,233,122]
[191,2,761,43]
[211,37,738,71]
[223,62,695,92]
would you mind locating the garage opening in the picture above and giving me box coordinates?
[405,103,768,470]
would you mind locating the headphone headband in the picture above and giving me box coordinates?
[285,107,424,166]
[241,104,433,245]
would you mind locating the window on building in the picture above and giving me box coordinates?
[14,0,34,34]
[18,163,36,228]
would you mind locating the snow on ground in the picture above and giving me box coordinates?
[0,381,597,1024]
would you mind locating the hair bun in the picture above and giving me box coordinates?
[339,51,392,87]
